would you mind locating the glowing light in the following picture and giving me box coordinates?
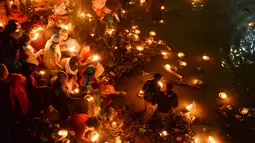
[80,12,85,18]
[138,90,144,97]
[179,61,187,67]
[140,0,145,4]
[194,137,199,143]
[135,30,140,34]
[90,33,95,37]
[86,14,92,18]
[111,121,117,127]
[161,52,168,56]
[202,55,210,61]
[132,25,138,29]
[158,81,163,88]
[39,71,45,75]
[32,33,39,40]
[146,39,153,45]
[90,131,100,142]
[106,28,115,35]
[58,130,68,137]
[149,31,156,36]
[92,55,100,61]
[218,92,227,99]
[240,108,249,115]
[0,22,3,27]
[178,52,185,58]
[186,102,195,111]
[248,22,254,27]
[159,20,164,24]
[208,136,216,143]
[121,10,126,14]
[10,1,14,5]
[159,130,168,137]
[74,88,79,94]
[136,45,144,51]
[69,46,76,52]
[161,6,165,10]
[164,64,171,70]
[84,95,94,102]
[32,27,44,33]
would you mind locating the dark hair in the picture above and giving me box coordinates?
[86,117,100,129]
[19,34,31,45]
[166,83,173,90]
[32,15,41,21]
[153,73,162,81]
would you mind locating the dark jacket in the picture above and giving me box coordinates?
[142,79,161,104]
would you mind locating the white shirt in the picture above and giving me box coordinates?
[22,45,43,66]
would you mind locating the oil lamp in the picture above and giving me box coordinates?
[240,108,249,115]
[178,52,185,58]
[58,130,68,137]
[218,92,227,99]
[90,131,100,142]
[159,130,168,137]
[179,61,187,67]
[92,55,99,61]
[202,55,210,61]
[39,70,45,75]
[149,31,156,36]
[161,6,165,10]
[208,136,216,143]
[84,95,94,102]
[138,90,144,97]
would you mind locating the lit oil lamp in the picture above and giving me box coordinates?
[194,137,199,143]
[129,1,135,4]
[138,90,144,97]
[135,29,140,34]
[114,46,118,49]
[39,70,45,75]
[146,39,153,45]
[240,108,249,115]
[90,131,100,142]
[80,12,85,18]
[10,1,14,5]
[136,45,144,51]
[202,55,210,61]
[58,130,68,137]
[121,10,126,14]
[186,101,195,111]
[73,88,79,94]
[32,33,39,40]
[248,22,254,27]
[84,95,94,102]
[149,31,156,36]
[161,52,169,59]
[164,64,171,71]
[111,121,117,127]
[132,25,138,29]
[218,92,227,99]
[90,33,95,37]
[159,130,168,137]
[140,0,145,4]
[192,79,203,85]
[159,20,164,24]
[0,22,3,27]
[69,46,76,52]
[179,61,187,67]
[208,136,216,143]
[163,64,183,79]
[158,81,163,88]
[178,52,185,58]
[92,55,100,61]
[161,6,165,10]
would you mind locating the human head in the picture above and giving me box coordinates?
[51,34,61,45]
[19,34,31,46]
[32,15,41,24]
[59,28,69,41]
[85,65,96,76]
[6,20,20,32]
[153,73,162,81]
[47,17,55,27]
[86,117,100,129]
[0,64,9,81]
[166,83,174,92]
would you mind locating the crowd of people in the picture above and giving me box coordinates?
[0,0,178,143]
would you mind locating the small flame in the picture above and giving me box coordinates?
[202,55,210,61]
[39,70,45,75]
[91,131,100,142]
[194,137,199,143]
[248,22,254,27]
[135,30,140,34]
[86,14,92,18]
[111,121,117,127]
[69,46,76,52]
[179,61,187,67]
[159,20,164,24]
[208,136,216,143]
[0,22,3,27]
[161,52,168,56]
[186,102,195,111]
[160,130,168,137]
[74,88,79,94]
[240,108,249,115]
[161,6,165,10]
[136,46,144,51]
[84,95,94,102]
[90,33,95,37]
[58,130,68,136]
[80,12,85,18]
[218,92,227,99]
[140,0,145,4]
[178,52,185,58]
[164,64,171,70]
[92,55,99,61]
[32,33,39,40]
[122,10,126,14]
[158,81,163,88]
[149,31,156,36]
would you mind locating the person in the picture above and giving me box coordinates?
[22,15,44,33]
[7,5,28,25]
[63,114,101,142]
[59,28,81,56]
[0,63,30,128]
[146,0,164,24]
[19,34,44,67]
[156,83,178,115]
[142,73,162,104]
[44,17,61,41]
[43,34,63,75]
[51,71,72,120]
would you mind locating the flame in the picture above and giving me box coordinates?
[208,136,216,143]
[194,137,199,143]
[90,33,95,37]
[69,46,76,52]
[248,22,254,27]
[80,12,85,18]
[32,33,39,40]
[91,131,100,142]
[39,70,45,75]
[159,20,164,24]
[160,130,168,137]
[135,30,140,34]
[111,121,117,127]
[92,55,100,61]
[58,130,68,137]
[218,92,227,99]
[0,22,3,27]
[186,102,195,111]
[136,45,144,51]
[149,31,156,36]
[164,64,171,70]
[84,95,94,102]
[158,81,163,88]
[179,61,187,67]
[202,55,210,61]
[121,10,126,14]
[161,52,168,56]
[86,14,92,18]
[74,88,79,94]
[161,6,165,10]
[240,108,248,115]
[140,0,145,4]
[178,52,185,58]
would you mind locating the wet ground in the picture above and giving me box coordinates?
[116,0,255,142]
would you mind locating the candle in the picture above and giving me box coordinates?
[74,88,79,94]
[90,131,100,142]
[202,55,210,61]
[84,95,94,102]
[136,45,144,51]
[177,52,185,58]
[149,31,156,36]
[218,92,227,99]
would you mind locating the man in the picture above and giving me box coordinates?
[142,73,162,104]
[45,17,61,41]
[156,83,178,115]
[63,114,101,142]
[146,0,164,24]
[43,34,63,76]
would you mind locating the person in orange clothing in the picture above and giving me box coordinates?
[63,114,101,143]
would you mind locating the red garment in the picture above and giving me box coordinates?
[65,114,90,141]
[0,74,30,117]
[8,11,28,24]
[79,51,92,64]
